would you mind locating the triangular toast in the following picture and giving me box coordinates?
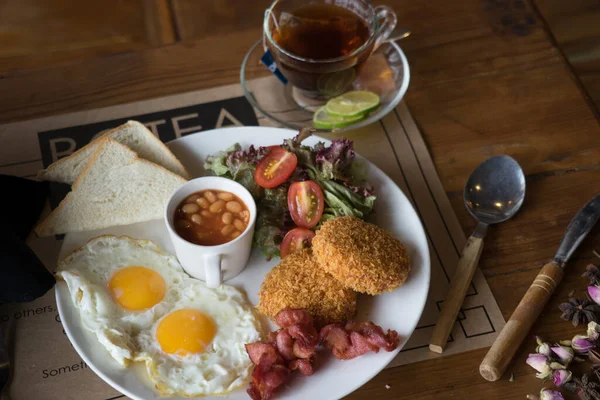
[35,139,187,237]
[37,120,189,184]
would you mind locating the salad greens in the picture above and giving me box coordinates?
[204,130,376,259]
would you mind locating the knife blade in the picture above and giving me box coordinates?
[553,193,600,267]
[480,192,600,381]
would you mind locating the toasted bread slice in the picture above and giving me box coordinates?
[37,120,189,183]
[35,139,187,237]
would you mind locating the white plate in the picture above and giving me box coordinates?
[56,126,430,400]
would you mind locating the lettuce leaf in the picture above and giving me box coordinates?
[204,134,377,259]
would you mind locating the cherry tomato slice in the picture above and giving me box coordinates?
[280,228,316,258]
[254,146,298,188]
[287,181,325,228]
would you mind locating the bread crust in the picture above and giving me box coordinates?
[37,120,189,182]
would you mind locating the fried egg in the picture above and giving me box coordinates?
[134,282,261,396]
[57,235,188,366]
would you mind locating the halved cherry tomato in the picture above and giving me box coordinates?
[287,180,325,228]
[280,228,316,258]
[254,146,298,188]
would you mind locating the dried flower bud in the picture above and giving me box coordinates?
[551,345,574,365]
[588,321,600,341]
[549,362,567,370]
[537,340,552,357]
[589,348,600,364]
[526,353,552,379]
[552,369,572,387]
[588,286,600,306]
[572,335,596,354]
[539,388,564,400]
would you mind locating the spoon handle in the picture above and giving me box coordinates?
[479,262,563,381]
[429,234,484,353]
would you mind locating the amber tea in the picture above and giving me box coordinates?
[272,3,370,60]
[264,0,397,98]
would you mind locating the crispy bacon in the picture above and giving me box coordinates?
[247,360,289,400]
[275,308,314,328]
[275,330,296,361]
[246,309,400,399]
[293,339,316,359]
[267,331,279,345]
[287,323,319,346]
[245,343,282,366]
[288,358,314,376]
[246,309,320,400]
[320,321,400,360]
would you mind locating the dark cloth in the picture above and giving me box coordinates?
[0,175,55,303]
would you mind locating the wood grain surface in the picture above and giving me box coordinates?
[1,0,600,399]
[534,0,600,116]
[0,0,175,72]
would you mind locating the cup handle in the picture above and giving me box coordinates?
[372,6,398,51]
[204,254,222,288]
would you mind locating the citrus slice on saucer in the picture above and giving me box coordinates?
[312,106,366,129]
[324,90,380,118]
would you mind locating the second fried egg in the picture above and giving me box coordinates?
[135,282,261,396]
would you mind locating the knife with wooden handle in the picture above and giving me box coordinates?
[480,193,600,381]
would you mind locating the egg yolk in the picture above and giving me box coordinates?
[156,309,216,356]
[108,266,166,311]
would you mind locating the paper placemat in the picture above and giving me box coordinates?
[0,79,505,400]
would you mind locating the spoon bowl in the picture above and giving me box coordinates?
[464,155,526,225]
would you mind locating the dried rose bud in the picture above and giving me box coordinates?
[526,353,552,379]
[588,321,600,341]
[572,335,596,354]
[549,362,567,370]
[539,388,564,400]
[551,345,574,365]
[589,286,600,304]
[536,337,552,357]
[589,348,600,364]
[552,369,572,387]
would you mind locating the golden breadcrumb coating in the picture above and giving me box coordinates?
[312,216,411,295]
[258,249,357,327]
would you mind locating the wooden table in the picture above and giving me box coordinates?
[2,0,600,399]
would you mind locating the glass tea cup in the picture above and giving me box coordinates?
[263,0,397,99]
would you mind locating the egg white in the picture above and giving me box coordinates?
[134,281,262,396]
[57,235,188,366]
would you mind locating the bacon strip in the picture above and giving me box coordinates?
[246,309,319,400]
[275,330,296,361]
[275,308,314,328]
[245,309,400,399]
[320,321,400,360]
[288,358,314,376]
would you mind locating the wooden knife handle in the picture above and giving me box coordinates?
[429,235,484,353]
[480,262,564,381]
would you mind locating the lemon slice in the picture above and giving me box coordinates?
[325,90,380,118]
[312,106,366,129]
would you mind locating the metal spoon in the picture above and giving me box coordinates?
[385,28,411,43]
[429,155,526,353]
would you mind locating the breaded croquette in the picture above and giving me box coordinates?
[312,216,411,295]
[258,249,357,327]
